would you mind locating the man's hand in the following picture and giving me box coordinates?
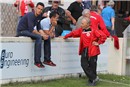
[50,32,55,38]
[92,41,99,46]
[72,19,76,25]
[42,34,49,40]
[109,35,113,41]
[51,20,57,26]
[39,30,49,40]
[112,26,114,31]
[58,36,65,39]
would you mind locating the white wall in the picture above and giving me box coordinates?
[0,4,1,34]
[0,37,108,84]
[0,37,130,84]
[107,38,130,76]
[107,38,124,75]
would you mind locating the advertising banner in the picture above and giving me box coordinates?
[0,38,108,82]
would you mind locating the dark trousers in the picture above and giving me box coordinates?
[55,24,63,37]
[17,30,51,63]
[44,37,51,61]
[81,48,98,81]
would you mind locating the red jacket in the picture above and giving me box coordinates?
[124,16,130,22]
[64,28,107,57]
[90,11,110,37]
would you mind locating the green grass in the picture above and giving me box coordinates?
[99,74,130,84]
[1,74,130,87]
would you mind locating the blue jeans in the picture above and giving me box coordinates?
[44,37,51,61]
[106,26,116,36]
[70,24,76,30]
[83,1,91,9]
[17,30,51,63]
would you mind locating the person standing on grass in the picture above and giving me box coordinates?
[62,17,107,86]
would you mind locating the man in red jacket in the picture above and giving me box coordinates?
[90,5,110,37]
[63,17,107,86]
[76,5,110,37]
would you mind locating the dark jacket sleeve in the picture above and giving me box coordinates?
[57,7,66,24]
[27,14,35,32]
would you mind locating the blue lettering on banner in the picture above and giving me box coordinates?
[0,49,29,69]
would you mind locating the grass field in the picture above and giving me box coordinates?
[1,74,130,87]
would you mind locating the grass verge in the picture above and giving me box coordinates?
[1,74,130,87]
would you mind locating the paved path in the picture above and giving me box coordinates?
[100,79,130,86]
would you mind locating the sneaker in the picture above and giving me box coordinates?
[88,82,96,86]
[35,63,45,68]
[88,79,96,86]
[93,76,99,83]
[88,76,99,86]
[43,60,56,66]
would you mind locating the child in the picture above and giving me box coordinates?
[63,17,107,86]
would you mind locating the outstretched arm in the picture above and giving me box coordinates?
[64,28,82,39]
